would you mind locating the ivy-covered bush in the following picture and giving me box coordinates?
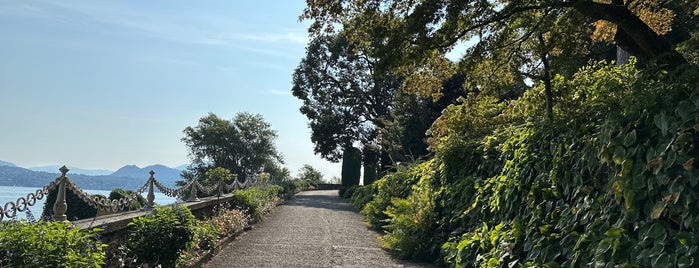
[341,185,360,199]
[0,220,105,267]
[349,184,375,209]
[360,162,426,228]
[126,205,196,267]
[381,161,439,261]
[437,62,699,267]
[351,62,699,267]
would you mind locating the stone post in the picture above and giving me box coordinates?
[187,178,199,202]
[146,170,155,210]
[52,166,69,222]
[217,179,223,198]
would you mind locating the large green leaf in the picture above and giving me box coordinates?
[678,256,694,268]
[623,130,637,147]
[654,112,669,136]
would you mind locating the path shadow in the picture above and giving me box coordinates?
[284,191,358,212]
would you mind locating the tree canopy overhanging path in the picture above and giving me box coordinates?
[203,190,432,268]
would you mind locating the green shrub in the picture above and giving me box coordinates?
[361,62,699,267]
[0,220,106,267]
[192,223,219,252]
[109,188,146,211]
[276,181,301,198]
[360,161,425,228]
[340,185,360,199]
[436,63,699,267]
[126,205,196,267]
[230,185,281,223]
[349,184,376,210]
[380,160,439,261]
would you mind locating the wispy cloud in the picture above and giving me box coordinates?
[7,1,308,57]
[222,31,308,44]
[0,2,58,19]
[267,89,292,96]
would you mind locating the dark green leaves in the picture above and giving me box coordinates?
[654,112,669,136]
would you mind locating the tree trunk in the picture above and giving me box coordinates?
[571,0,687,65]
[538,34,554,120]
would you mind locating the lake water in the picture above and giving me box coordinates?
[0,185,179,221]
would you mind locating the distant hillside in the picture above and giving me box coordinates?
[0,165,143,190]
[0,160,16,167]
[29,165,113,176]
[174,164,189,171]
[111,164,182,187]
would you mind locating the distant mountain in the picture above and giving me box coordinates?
[0,165,143,190]
[111,164,182,187]
[0,160,16,167]
[29,165,113,176]
[174,164,190,171]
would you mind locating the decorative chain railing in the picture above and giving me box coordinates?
[0,165,258,222]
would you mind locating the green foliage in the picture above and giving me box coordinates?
[109,188,146,211]
[277,180,301,197]
[297,164,324,186]
[349,184,376,210]
[0,220,105,267]
[677,32,699,66]
[341,146,362,187]
[439,63,699,267]
[230,185,282,223]
[181,112,284,183]
[126,205,196,267]
[350,61,699,267]
[191,223,218,252]
[360,161,429,229]
[42,187,98,221]
[381,161,439,261]
[292,33,399,161]
[178,206,251,267]
[205,206,250,238]
[340,185,360,199]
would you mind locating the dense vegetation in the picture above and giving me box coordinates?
[301,1,699,267]
[0,220,106,267]
[180,112,289,189]
[2,182,294,268]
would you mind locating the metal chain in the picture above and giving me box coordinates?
[0,169,261,221]
[194,180,218,195]
[153,177,194,198]
[0,176,62,221]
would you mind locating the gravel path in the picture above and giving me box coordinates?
[203,190,433,268]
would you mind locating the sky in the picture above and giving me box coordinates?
[0,1,343,179]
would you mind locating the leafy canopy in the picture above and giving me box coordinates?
[292,33,399,161]
[303,0,693,99]
[182,112,283,182]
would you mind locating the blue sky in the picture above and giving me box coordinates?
[0,1,342,179]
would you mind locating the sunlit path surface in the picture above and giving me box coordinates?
[203,190,432,268]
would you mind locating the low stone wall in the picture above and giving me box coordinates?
[74,194,236,245]
[315,184,342,190]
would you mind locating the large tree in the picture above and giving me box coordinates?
[181,113,284,182]
[292,33,400,162]
[302,0,694,119]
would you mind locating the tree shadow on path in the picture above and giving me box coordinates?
[283,190,358,212]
